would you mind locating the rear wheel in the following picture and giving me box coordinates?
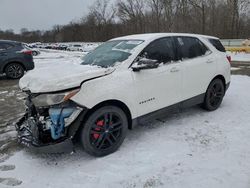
[5,63,24,79]
[32,51,38,56]
[202,79,225,111]
[80,106,128,157]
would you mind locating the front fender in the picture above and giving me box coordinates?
[71,70,138,118]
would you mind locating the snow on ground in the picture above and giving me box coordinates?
[0,75,250,188]
[228,52,250,62]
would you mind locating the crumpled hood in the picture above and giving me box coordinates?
[19,64,115,93]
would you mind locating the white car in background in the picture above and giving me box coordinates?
[16,33,231,157]
[81,43,99,52]
[67,44,83,51]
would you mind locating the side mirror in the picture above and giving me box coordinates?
[131,58,159,72]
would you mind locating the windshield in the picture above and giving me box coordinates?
[81,40,143,67]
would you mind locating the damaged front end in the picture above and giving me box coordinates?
[16,89,85,153]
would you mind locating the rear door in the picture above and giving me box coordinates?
[174,36,216,100]
[0,43,9,64]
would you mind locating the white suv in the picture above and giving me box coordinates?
[67,44,83,51]
[17,33,231,156]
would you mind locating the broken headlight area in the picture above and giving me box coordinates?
[16,92,83,152]
[31,89,80,107]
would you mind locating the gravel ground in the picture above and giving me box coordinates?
[0,78,25,155]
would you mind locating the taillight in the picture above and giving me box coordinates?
[226,55,231,64]
[23,50,33,55]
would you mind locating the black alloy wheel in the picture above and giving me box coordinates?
[5,63,25,79]
[80,106,128,157]
[202,79,225,111]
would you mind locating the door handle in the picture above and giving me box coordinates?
[206,59,214,64]
[170,67,180,73]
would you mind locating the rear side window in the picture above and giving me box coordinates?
[142,37,177,63]
[0,44,6,51]
[176,37,210,60]
[208,39,226,52]
[0,43,14,51]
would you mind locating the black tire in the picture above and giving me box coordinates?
[80,106,128,157]
[202,79,225,111]
[32,51,38,56]
[5,63,25,79]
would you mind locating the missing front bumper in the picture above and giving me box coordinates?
[15,103,86,153]
[15,115,74,153]
[15,114,74,153]
[25,138,74,154]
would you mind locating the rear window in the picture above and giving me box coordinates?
[208,39,226,52]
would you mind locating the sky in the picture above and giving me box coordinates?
[0,0,94,33]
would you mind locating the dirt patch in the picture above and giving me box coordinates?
[0,77,25,158]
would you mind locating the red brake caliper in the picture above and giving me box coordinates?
[93,120,104,139]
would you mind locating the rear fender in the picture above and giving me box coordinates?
[1,58,26,73]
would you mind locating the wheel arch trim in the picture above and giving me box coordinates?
[211,75,226,89]
[85,99,133,130]
[68,99,133,140]
[3,61,26,73]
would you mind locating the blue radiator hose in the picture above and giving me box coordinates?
[49,108,75,140]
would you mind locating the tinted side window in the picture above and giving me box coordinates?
[176,37,209,59]
[208,39,226,52]
[142,37,176,64]
[0,44,6,51]
[5,43,14,50]
[0,43,14,51]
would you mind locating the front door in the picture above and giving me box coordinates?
[0,44,8,64]
[131,37,182,117]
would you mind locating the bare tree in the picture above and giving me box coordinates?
[117,0,146,33]
[147,0,164,32]
[174,0,191,32]
[1,0,250,42]
[227,0,250,37]
[91,0,116,25]
[161,0,178,32]
[188,0,211,34]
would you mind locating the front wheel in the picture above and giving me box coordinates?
[80,106,128,157]
[202,79,225,111]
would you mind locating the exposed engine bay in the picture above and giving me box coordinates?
[16,92,84,153]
